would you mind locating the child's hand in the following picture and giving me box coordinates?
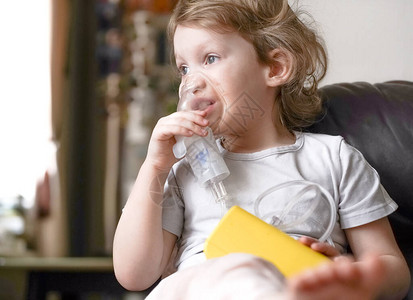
[146,110,209,171]
[298,236,341,259]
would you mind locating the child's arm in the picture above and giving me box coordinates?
[113,110,209,291]
[345,217,410,299]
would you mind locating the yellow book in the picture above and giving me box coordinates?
[204,206,330,278]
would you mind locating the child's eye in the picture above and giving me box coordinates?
[206,55,219,65]
[178,65,189,76]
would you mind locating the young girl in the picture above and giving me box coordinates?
[113,0,410,299]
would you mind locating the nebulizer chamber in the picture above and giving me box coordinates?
[173,73,231,209]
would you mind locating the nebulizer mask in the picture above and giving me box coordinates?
[173,73,231,213]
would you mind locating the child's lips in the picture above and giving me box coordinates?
[192,98,216,113]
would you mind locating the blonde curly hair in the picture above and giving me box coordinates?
[168,0,327,130]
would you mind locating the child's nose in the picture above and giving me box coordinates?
[180,73,207,96]
[177,73,210,111]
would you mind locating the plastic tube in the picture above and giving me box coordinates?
[254,180,336,244]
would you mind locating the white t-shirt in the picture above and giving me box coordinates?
[162,132,397,270]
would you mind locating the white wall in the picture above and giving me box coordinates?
[291,0,413,85]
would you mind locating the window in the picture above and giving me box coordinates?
[0,1,52,208]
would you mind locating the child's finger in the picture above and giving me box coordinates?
[169,111,209,128]
[310,242,340,258]
[155,112,209,139]
[298,236,340,258]
[298,236,317,247]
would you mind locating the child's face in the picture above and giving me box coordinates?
[174,25,275,137]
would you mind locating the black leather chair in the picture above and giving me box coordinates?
[309,81,413,300]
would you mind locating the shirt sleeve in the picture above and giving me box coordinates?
[337,139,398,229]
[162,167,185,238]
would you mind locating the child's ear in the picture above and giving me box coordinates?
[265,49,293,87]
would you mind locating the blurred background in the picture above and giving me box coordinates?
[0,0,412,298]
[0,0,179,260]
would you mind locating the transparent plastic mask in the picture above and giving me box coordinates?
[177,72,225,139]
